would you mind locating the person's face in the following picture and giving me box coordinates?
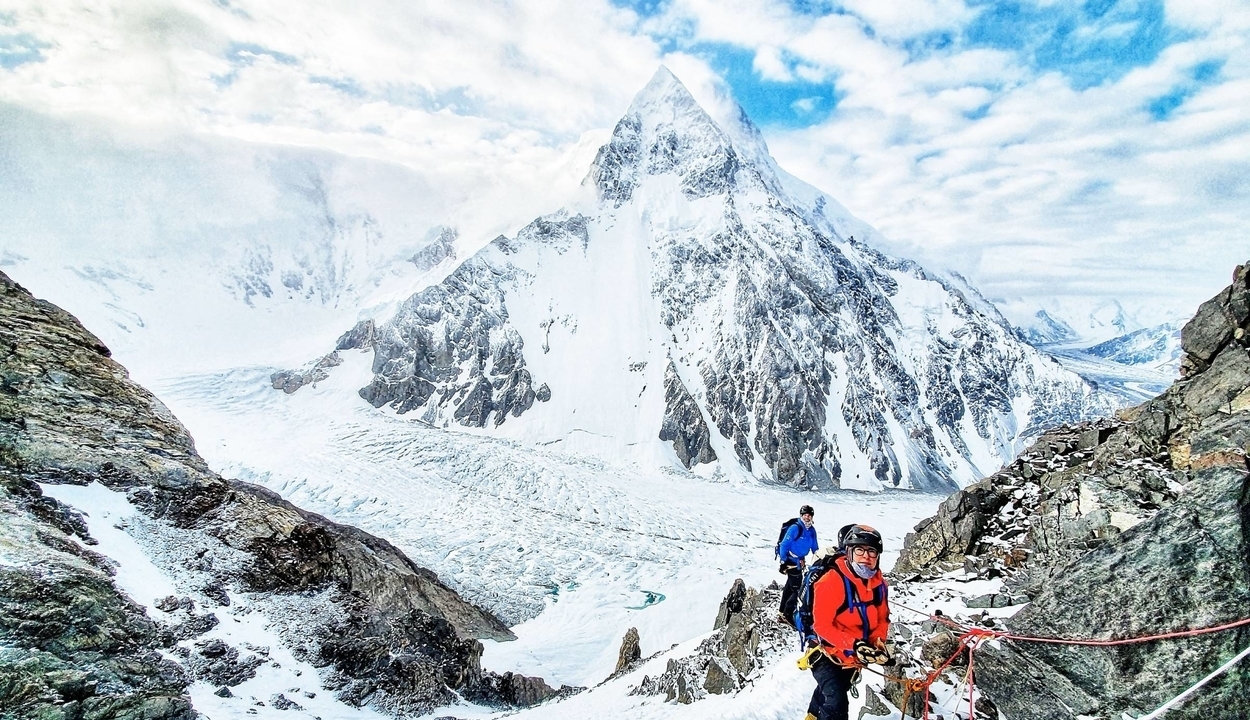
[801,512,814,527]
[850,545,879,569]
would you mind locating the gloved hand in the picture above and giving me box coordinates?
[853,639,890,665]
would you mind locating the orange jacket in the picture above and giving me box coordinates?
[810,555,890,665]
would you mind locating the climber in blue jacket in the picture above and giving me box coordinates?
[777,504,819,628]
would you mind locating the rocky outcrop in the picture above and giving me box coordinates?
[336,319,376,351]
[659,361,716,469]
[270,350,343,393]
[632,580,790,703]
[612,627,642,678]
[0,270,562,718]
[895,262,1250,719]
[892,417,1181,582]
[358,220,578,426]
[409,228,458,272]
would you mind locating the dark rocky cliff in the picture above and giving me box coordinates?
[893,262,1250,719]
[0,270,568,718]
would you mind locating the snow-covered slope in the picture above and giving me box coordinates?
[343,68,1111,492]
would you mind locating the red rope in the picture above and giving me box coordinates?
[1000,615,1250,646]
[890,611,1250,719]
[922,605,1250,646]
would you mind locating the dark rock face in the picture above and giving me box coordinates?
[465,670,578,708]
[0,567,193,720]
[336,319,376,351]
[409,227,458,272]
[660,361,717,469]
[0,270,542,718]
[896,261,1250,720]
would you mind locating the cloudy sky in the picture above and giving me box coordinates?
[2,0,1247,326]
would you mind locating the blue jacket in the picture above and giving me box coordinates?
[779,522,818,565]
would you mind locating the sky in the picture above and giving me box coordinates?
[1,0,1247,327]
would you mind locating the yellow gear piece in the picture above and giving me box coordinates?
[803,714,817,720]
[796,646,821,671]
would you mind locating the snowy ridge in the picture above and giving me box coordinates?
[1083,320,1182,370]
[350,68,1112,492]
[995,296,1153,347]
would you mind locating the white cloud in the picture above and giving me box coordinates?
[0,0,666,169]
[2,0,1247,325]
[753,45,791,81]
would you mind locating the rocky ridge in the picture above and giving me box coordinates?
[0,270,571,718]
[629,579,792,703]
[892,261,1250,719]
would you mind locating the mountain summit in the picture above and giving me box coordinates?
[341,68,1110,491]
[588,67,783,206]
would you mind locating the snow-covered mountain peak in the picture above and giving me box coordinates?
[339,69,1114,492]
[588,66,780,207]
[628,66,703,120]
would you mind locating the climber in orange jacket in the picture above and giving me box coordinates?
[797,524,891,720]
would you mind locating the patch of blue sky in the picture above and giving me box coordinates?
[381,84,482,115]
[0,32,49,70]
[964,103,992,121]
[226,42,298,66]
[695,43,839,128]
[1146,59,1224,120]
[962,0,1178,90]
[212,42,300,87]
[607,0,669,19]
[310,76,366,98]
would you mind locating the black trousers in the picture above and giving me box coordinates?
[808,653,857,720]
[779,564,802,626]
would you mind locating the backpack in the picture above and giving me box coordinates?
[793,547,843,636]
[775,518,801,560]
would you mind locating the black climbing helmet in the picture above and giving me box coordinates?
[799,505,815,517]
[839,524,883,555]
